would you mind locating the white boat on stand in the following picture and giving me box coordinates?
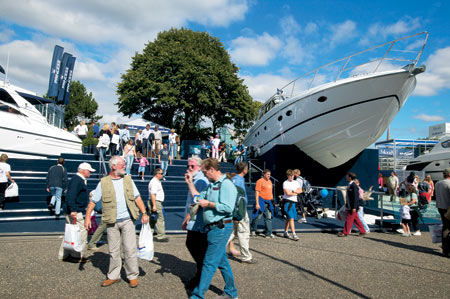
[244,32,428,169]
[0,80,82,159]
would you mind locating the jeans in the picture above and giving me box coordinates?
[50,187,63,215]
[169,144,177,159]
[125,155,134,174]
[190,222,237,299]
[0,182,7,208]
[357,206,370,232]
[251,201,273,236]
[161,160,168,177]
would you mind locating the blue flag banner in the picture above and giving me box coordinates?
[48,45,64,97]
[63,56,76,105]
[56,52,72,103]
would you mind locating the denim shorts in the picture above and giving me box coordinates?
[284,201,298,220]
[138,166,145,172]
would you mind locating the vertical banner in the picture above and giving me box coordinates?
[56,52,72,103]
[63,56,76,105]
[48,45,64,97]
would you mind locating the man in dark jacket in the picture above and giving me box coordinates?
[338,172,367,237]
[58,162,95,262]
[46,158,68,217]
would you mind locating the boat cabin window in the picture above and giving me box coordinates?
[0,104,22,115]
[442,139,450,149]
[0,88,19,107]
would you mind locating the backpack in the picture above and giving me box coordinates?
[233,185,247,221]
[217,178,247,222]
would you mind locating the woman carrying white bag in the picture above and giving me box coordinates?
[138,223,154,261]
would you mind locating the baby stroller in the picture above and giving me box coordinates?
[299,181,326,219]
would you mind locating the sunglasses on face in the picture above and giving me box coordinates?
[187,165,196,169]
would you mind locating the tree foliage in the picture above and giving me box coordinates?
[117,28,261,139]
[64,80,102,129]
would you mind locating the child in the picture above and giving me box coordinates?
[136,153,149,181]
[399,197,411,237]
[354,179,370,233]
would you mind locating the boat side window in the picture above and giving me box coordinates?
[0,104,22,115]
[442,140,450,148]
[0,88,19,106]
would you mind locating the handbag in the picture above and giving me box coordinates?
[111,134,120,144]
[337,205,347,222]
[88,215,98,235]
[63,220,83,252]
[137,223,154,261]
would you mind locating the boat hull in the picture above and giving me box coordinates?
[0,109,82,159]
[244,70,417,168]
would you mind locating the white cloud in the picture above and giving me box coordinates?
[0,28,14,43]
[304,22,318,35]
[0,0,249,49]
[359,17,421,46]
[280,15,300,36]
[229,33,282,66]
[414,46,450,96]
[241,73,291,102]
[281,36,307,64]
[413,114,444,122]
[329,20,357,47]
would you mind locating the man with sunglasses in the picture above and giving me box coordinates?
[181,157,209,290]
[185,158,238,299]
[149,167,168,242]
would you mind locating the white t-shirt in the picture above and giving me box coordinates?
[400,205,411,220]
[283,179,300,202]
[154,130,162,140]
[75,124,88,136]
[149,177,165,202]
[168,133,177,144]
[212,138,221,147]
[141,128,153,140]
[0,162,11,183]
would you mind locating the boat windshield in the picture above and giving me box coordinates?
[0,88,19,107]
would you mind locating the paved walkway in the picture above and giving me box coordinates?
[0,230,448,298]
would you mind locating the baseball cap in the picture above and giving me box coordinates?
[444,168,450,176]
[79,162,96,172]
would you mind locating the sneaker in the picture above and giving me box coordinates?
[301,218,307,223]
[396,228,405,234]
[292,234,299,241]
[412,231,422,236]
[265,233,275,238]
[250,231,256,237]
[401,233,411,237]
[215,293,238,299]
[155,237,169,242]
[283,232,290,239]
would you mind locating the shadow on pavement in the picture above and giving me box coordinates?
[364,236,443,257]
[251,248,371,299]
[152,252,223,297]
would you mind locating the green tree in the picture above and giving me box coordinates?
[117,28,260,139]
[64,80,102,128]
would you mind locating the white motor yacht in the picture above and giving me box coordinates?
[406,136,450,181]
[0,80,82,159]
[244,32,428,169]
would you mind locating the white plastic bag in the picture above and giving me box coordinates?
[5,182,19,198]
[138,223,154,261]
[429,224,442,244]
[63,223,83,252]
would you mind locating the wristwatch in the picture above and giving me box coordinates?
[142,212,147,216]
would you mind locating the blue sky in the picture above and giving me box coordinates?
[0,0,449,142]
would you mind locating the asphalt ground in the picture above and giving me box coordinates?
[0,230,449,299]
